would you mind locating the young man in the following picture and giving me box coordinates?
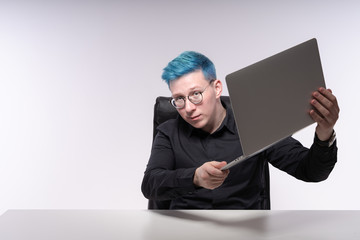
[141,51,339,209]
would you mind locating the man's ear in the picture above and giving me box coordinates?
[213,79,223,99]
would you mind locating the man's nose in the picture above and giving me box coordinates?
[184,99,196,112]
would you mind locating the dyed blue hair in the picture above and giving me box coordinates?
[162,51,217,86]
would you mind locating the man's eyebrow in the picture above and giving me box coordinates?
[171,84,204,98]
[172,94,184,99]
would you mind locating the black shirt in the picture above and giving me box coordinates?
[141,103,337,209]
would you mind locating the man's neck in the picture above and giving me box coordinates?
[209,102,227,134]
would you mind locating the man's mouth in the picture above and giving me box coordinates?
[189,114,201,121]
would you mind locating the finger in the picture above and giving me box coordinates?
[311,98,330,119]
[209,178,227,188]
[312,91,333,113]
[210,161,228,169]
[210,177,227,184]
[323,88,339,113]
[222,169,230,174]
[207,170,228,179]
[203,167,223,179]
[207,161,228,175]
[310,99,338,127]
[316,88,340,113]
[206,169,229,181]
[312,88,339,119]
[309,109,327,125]
[311,95,338,122]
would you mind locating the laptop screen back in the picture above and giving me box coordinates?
[226,38,326,157]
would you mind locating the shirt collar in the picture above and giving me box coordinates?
[217,103,237,135]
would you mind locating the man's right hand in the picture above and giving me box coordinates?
[193,161,230,190]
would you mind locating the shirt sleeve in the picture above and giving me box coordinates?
[141,130,198,201]
[266,136,337,182]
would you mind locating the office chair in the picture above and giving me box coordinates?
[148,96,271,209]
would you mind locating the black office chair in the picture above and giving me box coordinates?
[148,96,271,209]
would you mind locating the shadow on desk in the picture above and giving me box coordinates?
[144,210,359,240]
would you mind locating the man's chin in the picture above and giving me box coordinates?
[188,120,206,130]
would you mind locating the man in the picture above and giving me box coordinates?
[141,51,339,209]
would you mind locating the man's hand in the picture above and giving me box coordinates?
[310,87,340,141]
[193,161,230,190]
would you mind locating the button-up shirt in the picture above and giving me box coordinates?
[141,102,337,209]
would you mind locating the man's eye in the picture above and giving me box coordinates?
[193,91,201,97]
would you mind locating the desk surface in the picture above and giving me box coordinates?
[0,210,359,240]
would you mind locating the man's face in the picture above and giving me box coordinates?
[169,70,220,133]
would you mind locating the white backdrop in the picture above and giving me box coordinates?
[1,0,359,213]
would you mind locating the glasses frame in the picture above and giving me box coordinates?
[170,80,215,109]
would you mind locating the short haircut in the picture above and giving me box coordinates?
[161,51,217,86]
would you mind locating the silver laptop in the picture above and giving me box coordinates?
[221,38,326,170]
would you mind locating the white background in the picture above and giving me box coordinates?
[0,0,359,213]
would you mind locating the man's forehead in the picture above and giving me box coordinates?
[169,71,208,95]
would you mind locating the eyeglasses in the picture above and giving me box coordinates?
[170,80,214,109]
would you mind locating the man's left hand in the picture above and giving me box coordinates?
[310,87,340,141]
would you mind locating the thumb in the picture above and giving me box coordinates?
[211,161,228,169]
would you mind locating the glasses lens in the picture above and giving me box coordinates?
[189,91,203,104]
[171,98,185,108]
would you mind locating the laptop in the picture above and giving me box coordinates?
[221,38,326,170]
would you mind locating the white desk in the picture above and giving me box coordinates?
[0,210,359,240]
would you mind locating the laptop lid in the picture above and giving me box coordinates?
[221,38,326,170]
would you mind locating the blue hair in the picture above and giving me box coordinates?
[161,51,217,86]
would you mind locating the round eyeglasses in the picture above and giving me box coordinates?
[170,80,214,109]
